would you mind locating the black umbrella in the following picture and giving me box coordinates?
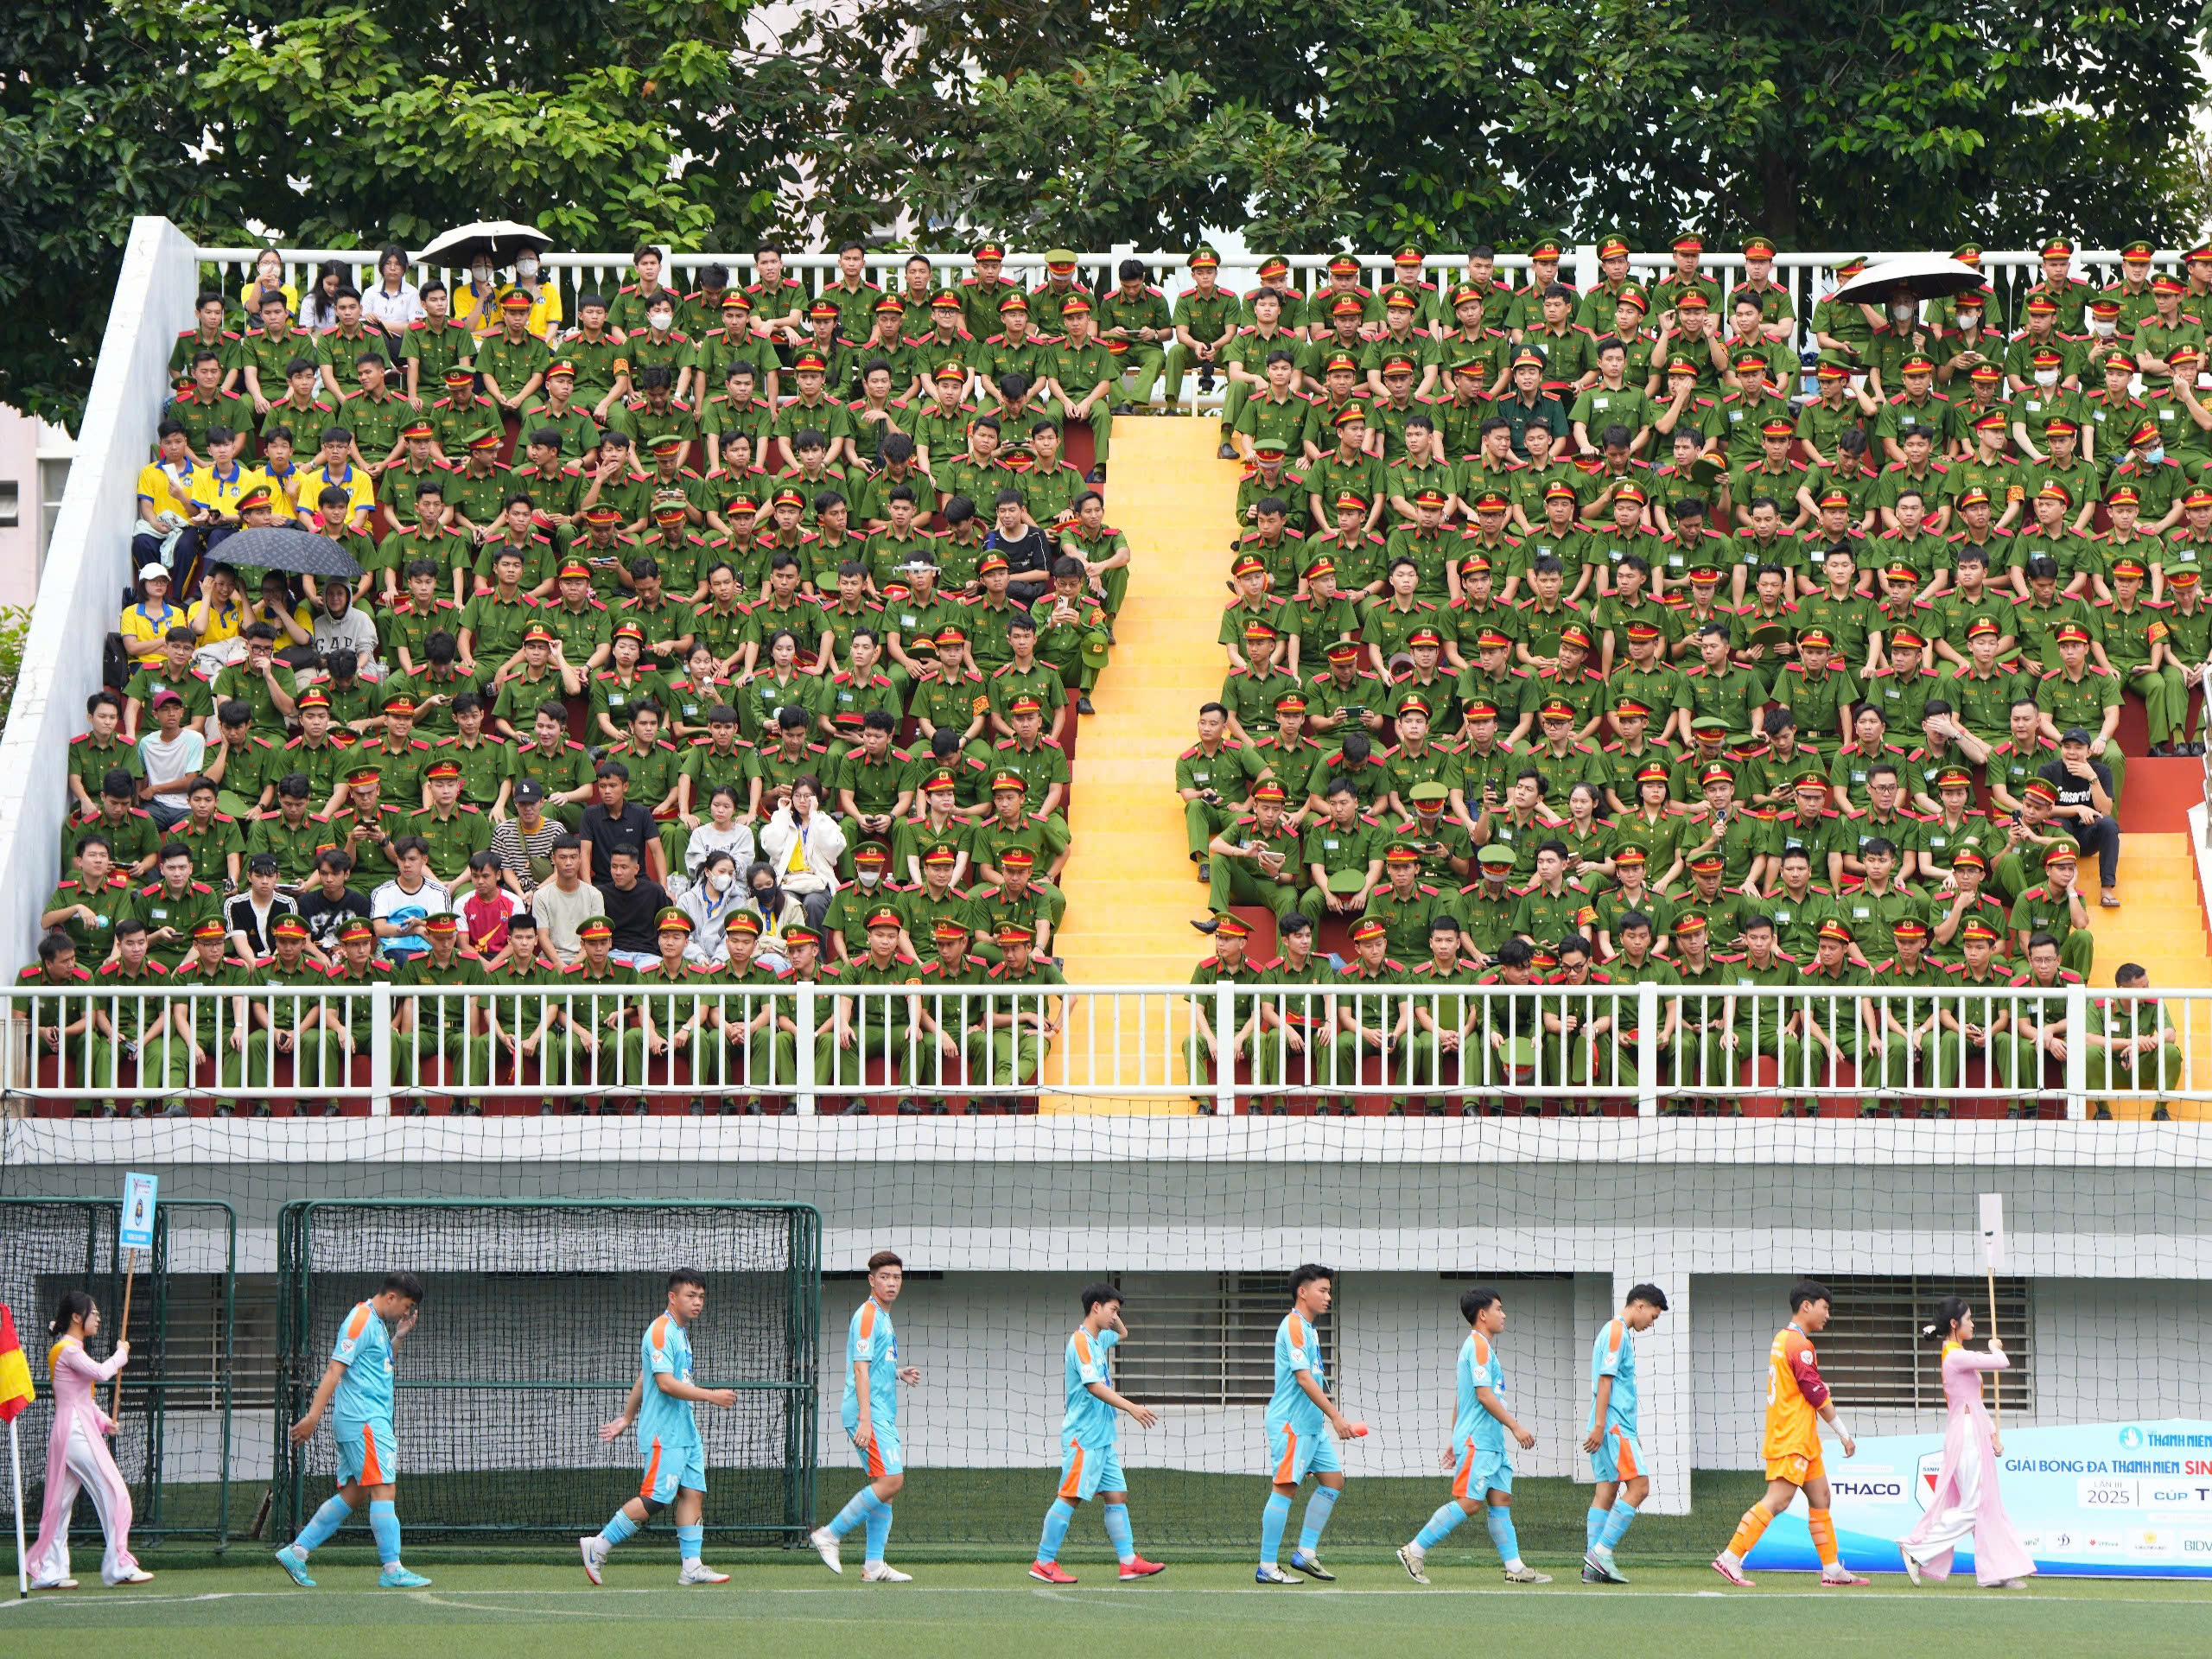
[216,526,362,582]
[416,220,552,270]
[1831,255,1988,308]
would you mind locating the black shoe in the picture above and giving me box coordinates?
[1217,442,1237,460]
[1191,917,1219,934]
[1077,695,1095,715]
[1113,402,1134,415]
[2152,743,2175,757]
[1085,466,1105,484]
[1197,859,1210,882]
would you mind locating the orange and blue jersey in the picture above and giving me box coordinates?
[1267,1311,1326,1438]
[1763,1321,1827,1463]
[328,1299,395,1422]
[1062,1324,1120,1445]
[1587,1317,1638,1438]
[842,1295,899,1433]
[636,1312,699,1453]
[1454,1329,1506,1455]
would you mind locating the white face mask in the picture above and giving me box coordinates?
[2035,369,2060,388]
[2092,316,2115,337]
[1891,302,1916,322]
[1955,310,1981,329]
[473,267,493,287]
[516,257,538,278]
[707,870,732,894]
[650,310,673,332]
[857,870,881,887]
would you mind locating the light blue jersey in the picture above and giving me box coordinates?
[841,1297,899,1433]
[1587,1318,1637,1437]
[637,1313,700,1453]
[1266,1311,1326,1437]
[1062,1325,1121,1445]
[1454,1331,1506,1455]
[329,1300,395,1423]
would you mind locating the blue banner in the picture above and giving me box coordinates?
[1746,1420,2212,1577]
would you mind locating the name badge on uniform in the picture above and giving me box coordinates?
[1852,904,1871,920]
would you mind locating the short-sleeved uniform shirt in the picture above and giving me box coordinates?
[636,1310,700,1454]
[1268,1311,1327,1440]
[1063,1325,1121,1446]
[841,1296,899,1434]
[329,1300,395,1425]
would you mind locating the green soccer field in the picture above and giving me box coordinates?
[7,1560,2210,1658]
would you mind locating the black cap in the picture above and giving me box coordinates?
[247,853,278,874]
[514,779,546,804]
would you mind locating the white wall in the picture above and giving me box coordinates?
[0,217,197,972]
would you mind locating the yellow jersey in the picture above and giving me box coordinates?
[1762,1321,1828,1463]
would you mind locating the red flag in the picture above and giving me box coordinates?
[0,1302,34,1422]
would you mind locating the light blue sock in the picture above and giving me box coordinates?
[1586,1506,1606,1549]
[1414,1499,1469,1551]
[1297,1484,1339,1556]
[1260,1492,1292,1565]
[600,1509,639,1549]
[295,1493,353,1555]
[828,1486,880,1539]
[1485,1503,1520,1567]
[864,1501,893,1564]
[1102,1503,1135,1564]
[1037,1497,1075,1563]
[677,1524,702,1565]
[1598,1501,1637,1553]
[368,1499,401,1567]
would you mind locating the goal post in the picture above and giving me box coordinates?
[274,1198,819,1544]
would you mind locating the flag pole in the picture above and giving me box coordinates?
[111,1249,137,1421]
[9,1414,23,1598]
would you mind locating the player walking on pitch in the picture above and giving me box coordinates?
[1028,1281,1167,1583]
[1396,1286,1548,1586]
[812,1249,920,1581]
[276,1271,430,1589]
[1712,1278,1869,1586]
[1257,1263,1364,1585]
[580,1268,740,1586]
[1580,1283,1669,1584]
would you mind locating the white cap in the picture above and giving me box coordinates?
[138,563,169,583]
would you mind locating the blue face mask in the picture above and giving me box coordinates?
[2145,445,2166,464]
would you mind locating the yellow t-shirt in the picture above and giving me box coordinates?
[188,594,246,648]
[238,279,302,318]
[455,280,568,337]
[137,459,197,522]
[301,460,376,523]
[189,463,272,523]
[120,600,185,652]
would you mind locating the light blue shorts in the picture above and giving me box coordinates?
[639,1435,706,1503]
[850,1424,903,1479]
[1588,1423,1644,1485]
[1057,1436,1125,1501]
[1267,1420,1341,1483]
[1452,1438,1512,1500]
[336,1417,397,1486]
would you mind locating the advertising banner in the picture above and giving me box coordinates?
[1747,1420,2212,1577]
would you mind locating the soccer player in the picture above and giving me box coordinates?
[275,1271,430,1589]
[581,1268,740,1586]
[811,1249,920,1581]
[1029,1281,1166,1583]
[1712,1279,1869,1587]
[1580,1283,1670,1584]
[1396,1286,1548,1586]
[1257,1263,1361,1585]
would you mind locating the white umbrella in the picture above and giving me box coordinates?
[415,220,552,270]
[1832,254,1988,307]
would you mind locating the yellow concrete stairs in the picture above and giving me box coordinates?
[1051,418,1237,1111]
[2082,832,2212,1119]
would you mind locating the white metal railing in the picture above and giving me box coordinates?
[0,982,2195,1121]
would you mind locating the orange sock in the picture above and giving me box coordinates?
[1807,1507,1838,1568]
[1726,1505,1773,1559]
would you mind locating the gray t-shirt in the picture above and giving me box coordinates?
[531,879,607,965]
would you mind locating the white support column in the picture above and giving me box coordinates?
[1615,1262,1692,1516]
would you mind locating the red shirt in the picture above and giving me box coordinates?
[462,888,521,956]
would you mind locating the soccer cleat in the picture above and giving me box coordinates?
[1711,1554,1754,1587]
[861,1561,912,1583]
[580,1536,607,1585]
[1820,1565,1870,1586]
[809,1525,842,1574]
[1898,1542,1921,1586]
[1395,1544,1430,1585]
[378,1565,433,1588]
[272,1546,315,1588]
[1255,1563,1300,1585]
[1118,1557,1166,1580]
[677,1561,730,1585]
[1287,1550,1335,1581]
[1503,1565,1551,1584]
[1583,1548,1628,1585]
[1029,1560,1078,1584]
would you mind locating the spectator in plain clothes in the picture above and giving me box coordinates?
[680,784,754,892]
[223,853,298,959]
[2039,727,2120,905]
[295,849,368,961]
[740,862,810,970]
[137,690,207,829]
[677,851,745,964]
[531,836,607,965]
[758,775,845,927]
[580,760,663,885]
[461,851,524,956]
[369,836,450,961]
[310,579,382,676]
[597,844,670,969]
[490,779,563,897]
[360,245,425,333]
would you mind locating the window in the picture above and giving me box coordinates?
[1110,1273,1327,1406]
[1808,1274,2031,1413]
